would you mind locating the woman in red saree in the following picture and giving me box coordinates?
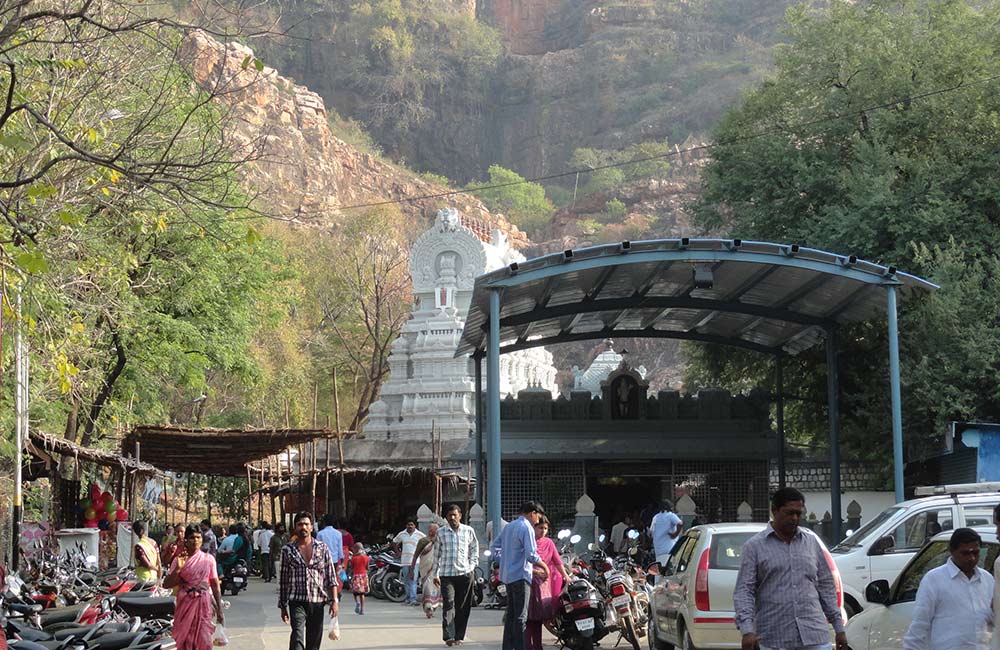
[164,524,224,650]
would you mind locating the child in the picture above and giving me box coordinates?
[349,542,369,615]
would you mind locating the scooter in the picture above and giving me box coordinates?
[219,560,249,597]
[552,575,610,650]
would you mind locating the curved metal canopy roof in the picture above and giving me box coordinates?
[457,238,937,357]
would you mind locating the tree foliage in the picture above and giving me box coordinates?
[0,0,285,451]
[689,0,1000,463]
[465,165,554,236]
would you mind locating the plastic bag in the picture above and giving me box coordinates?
[327,616,341,641]
[212,624,230,646]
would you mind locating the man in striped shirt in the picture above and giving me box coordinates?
[279,511,340,650]
[433,504,480,647]
[733,487,846,650]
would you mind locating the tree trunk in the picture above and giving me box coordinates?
[79,328,126,446]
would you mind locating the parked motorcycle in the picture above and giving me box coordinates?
[604,537,649,650]
[552,575,609,650]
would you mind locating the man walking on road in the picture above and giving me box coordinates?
[904,527,993,650]
[394,519,426,605]
[733,487,846,650]
[317,515,344,569]
[279,511,340,650]
[433,504,480,647]
[199,519,218,556]
[491,501,549,650]
[649,500,683,567]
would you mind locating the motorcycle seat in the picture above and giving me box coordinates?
[52,621,136,640]
[87,631,154,650]
[8,602,44,614]
[115,596,174,618]
[39,604,87,626]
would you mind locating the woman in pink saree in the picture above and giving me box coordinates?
[164,524,224,650]
[527,516,572,650]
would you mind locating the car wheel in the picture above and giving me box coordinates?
[646,608,673,650]
[682,627,697,650]
[844,598,861,619]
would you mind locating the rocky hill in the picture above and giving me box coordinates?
[179,30,529,246]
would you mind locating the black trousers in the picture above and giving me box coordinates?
[262,553,273,582]
[503,579,531,650]
[288,601,325,650]
[441,573,474,642]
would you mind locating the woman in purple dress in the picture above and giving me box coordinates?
[526,516,572,650]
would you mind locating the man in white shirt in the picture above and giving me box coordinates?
[903,527,993,650]
[610,514,631,554]
[650,500,683,567]
[393,520,425,605]
[992,504,1000,650]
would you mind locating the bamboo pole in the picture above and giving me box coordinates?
[185,472,192,523]
[269,455,277,525]
[333,368,346,517]
[246,465,253,523]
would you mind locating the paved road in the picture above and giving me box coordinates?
[224,578,510,649]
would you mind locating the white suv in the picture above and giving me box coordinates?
[844,528,999,650]
[831,483,1000,617]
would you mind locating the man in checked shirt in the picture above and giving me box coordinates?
[433,504,480,647]
[279,511,341,650]
[733,487,847,650]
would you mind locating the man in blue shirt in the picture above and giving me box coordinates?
[491,501,549,650]
[650,500,683,568]
[316,514,344,570]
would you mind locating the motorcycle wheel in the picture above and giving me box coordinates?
[384,575,407,603]
[621,615,641,650]
[230,585,241,596]
[575,638,594,650]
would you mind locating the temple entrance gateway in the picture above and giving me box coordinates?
[457,238,938,542]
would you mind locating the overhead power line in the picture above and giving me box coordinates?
[333,72,1000,212]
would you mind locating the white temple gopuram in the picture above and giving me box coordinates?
[365,208,558,442]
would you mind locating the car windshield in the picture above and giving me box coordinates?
[832,506,904,551]
[710,533,755,570]
[893,540,1000,603]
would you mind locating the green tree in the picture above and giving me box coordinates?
[466,165,555,236]
[0,1,287,448]
[689,0,1000,461]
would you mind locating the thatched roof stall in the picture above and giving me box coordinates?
[25,431,159,529]
[122,425,338,476]
[27,431,157,476]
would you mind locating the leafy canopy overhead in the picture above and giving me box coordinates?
[690,0,1000,465]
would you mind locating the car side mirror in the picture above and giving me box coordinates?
[865,579,891,605]
[869,536,895,556]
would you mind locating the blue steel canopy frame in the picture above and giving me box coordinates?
[457,238,937,541]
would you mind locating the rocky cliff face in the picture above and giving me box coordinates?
[179,30,528,246]
[484,0,795,180]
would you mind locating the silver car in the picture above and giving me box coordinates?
[648,523,845,650]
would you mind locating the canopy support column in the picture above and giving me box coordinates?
[487,289,502,536]
[775,355,786,489]
[887,284,904,503]
[826,327,842,543]
[474,353,484,506]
